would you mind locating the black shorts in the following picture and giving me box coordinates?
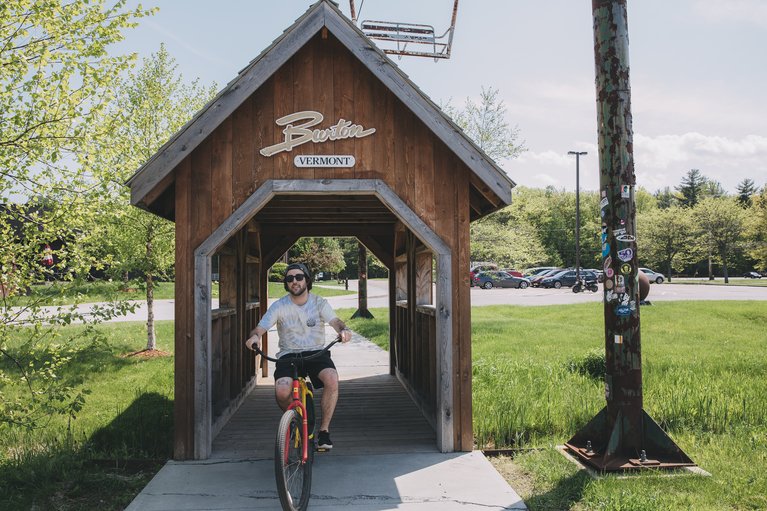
[274,350,336,389]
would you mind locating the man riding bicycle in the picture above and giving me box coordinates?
[245,263,352,450]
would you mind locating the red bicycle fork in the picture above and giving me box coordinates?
[286,379,309,464]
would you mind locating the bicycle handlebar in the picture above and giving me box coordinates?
[249,336,342,363]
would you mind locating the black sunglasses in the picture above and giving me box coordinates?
[284,274,306,283]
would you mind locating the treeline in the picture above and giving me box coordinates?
[471,170,767,281]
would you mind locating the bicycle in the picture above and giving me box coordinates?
[249,337,342,511]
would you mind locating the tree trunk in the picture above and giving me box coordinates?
[145,236,156,351]
[146,272,156,350]
[666,259,672,283]
[708,248,714,280]
[721,251,729,284]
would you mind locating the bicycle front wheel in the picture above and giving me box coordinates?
[275,409,313,511]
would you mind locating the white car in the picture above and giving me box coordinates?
[640,268,665,284]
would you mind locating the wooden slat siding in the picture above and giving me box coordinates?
[231,93,254,208]
[252,78,274,193]
[456,162,472,451]
[290,40,316,180]
[332,34,355,178]
[211,117,233,228]
[407,231,417,386]
[389,274,396,376]
[373,72,395,184]
[313,34,338,179]
[212,316,224,417]
[404,110,417,213]
[352,56,375,180]
[174,157,193,459]
[413,126,435,228]
[272,61,294,180]
[236,232,247,393]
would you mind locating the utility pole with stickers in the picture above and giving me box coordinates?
[564,0,697,472]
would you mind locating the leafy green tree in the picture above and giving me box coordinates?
[85,45,216,351]
[654,186,675,209]
[1,0,150,428]
[675,169,707,207]
[746,185,767,270]
[693,197,749,283]
[701,179,726,200]
[289,237,346,277]
[470,216,548,269]
[441,86,526,161]
[637,205,696,281]
[736,178,757,207]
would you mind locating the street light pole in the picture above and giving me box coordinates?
[568,151,587,284]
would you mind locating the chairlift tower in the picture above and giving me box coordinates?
[349,0,459,60]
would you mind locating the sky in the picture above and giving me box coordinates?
[115,0,767,195]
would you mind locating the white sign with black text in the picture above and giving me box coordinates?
[294,155,356,168]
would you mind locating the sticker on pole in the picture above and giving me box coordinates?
[615,304,631,317]
[617,247,633,262]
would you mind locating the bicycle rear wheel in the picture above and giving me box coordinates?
[275,409,313,511]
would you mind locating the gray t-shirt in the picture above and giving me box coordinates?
[257,293,338,358]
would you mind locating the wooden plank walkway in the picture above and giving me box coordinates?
[211,335,437,459]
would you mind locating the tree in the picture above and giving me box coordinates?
[693,197,749,283]
[675,169,707,207]
[701,179,726,200]
[654,186,675,209]
[736,178,757,207]
[85,45,216,351]
[637,205,696,281]
[441,86,526,162]
[1,0,150,428]
[746,185,767,270]
[289,237,346,277]
[470,217,549,269]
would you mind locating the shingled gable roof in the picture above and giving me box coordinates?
[127,0,515,214]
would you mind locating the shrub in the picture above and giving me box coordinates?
[269,263,288,282]
[566,348,606,380]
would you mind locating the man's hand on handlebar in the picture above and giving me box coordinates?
[245,334,261,352]
[339,328,352,343]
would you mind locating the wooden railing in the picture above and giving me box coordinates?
[210,302,260,420]
[395,302,437,421]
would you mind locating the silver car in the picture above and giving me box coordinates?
[640,267,665,284]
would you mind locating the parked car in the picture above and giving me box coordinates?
[530,268,563,287]
[523,266,558,278]
[540,269,598,289]
[744,271,763,279]
[469,263,499,287]
[473,270,530,289]
[639,268,665,284]
[585,268,605,283]
[501,268,524,278]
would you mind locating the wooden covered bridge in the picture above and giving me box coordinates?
[127,0,514,460]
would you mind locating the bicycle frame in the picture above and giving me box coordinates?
[286,369,312,463]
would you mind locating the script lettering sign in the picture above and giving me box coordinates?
[260,111,375,157]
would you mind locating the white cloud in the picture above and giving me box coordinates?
[692,0,767,27]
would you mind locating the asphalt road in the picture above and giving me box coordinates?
[29,279,766,323]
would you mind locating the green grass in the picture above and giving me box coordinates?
[4,301,765,510]
[338,307,391,349]
[6,280,178,306]
[5,280,354,307]
[471,301,767,510]
[669,278,767,287]
[0,321,175,510]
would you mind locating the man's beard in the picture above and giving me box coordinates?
[288,283,307,296]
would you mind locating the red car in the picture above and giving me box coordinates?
[502,268,523,278]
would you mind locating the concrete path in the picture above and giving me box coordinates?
[125,330,527,511]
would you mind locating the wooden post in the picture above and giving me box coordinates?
[351,241,374,319]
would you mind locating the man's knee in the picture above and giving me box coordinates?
[318,369,339,391]
[275,378,292,401]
